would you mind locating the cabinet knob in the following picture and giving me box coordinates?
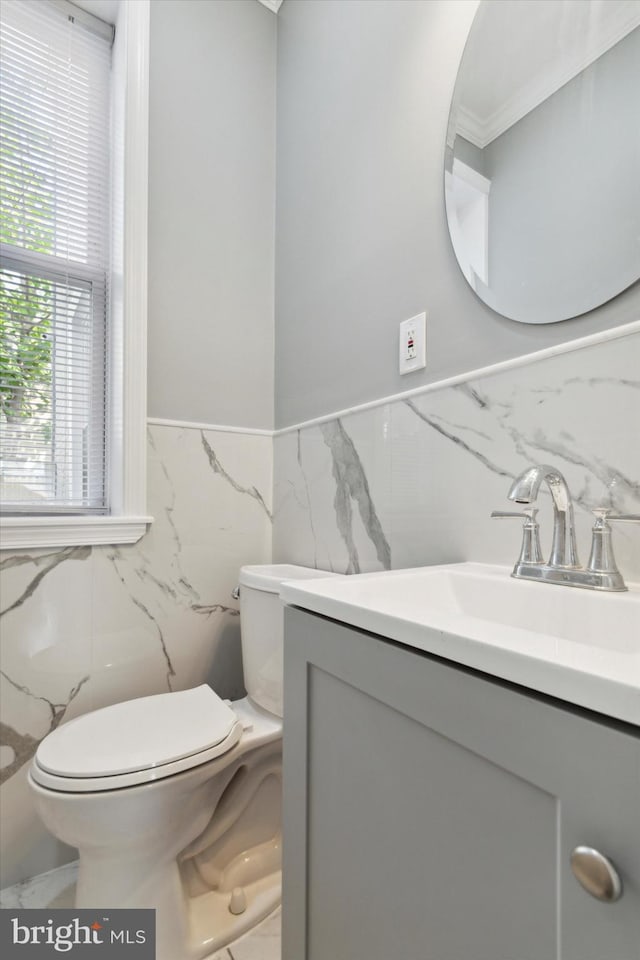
[570,846,623,902]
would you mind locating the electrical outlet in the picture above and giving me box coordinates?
[399,312,426,374]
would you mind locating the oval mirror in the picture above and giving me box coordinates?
[445,0,640,323]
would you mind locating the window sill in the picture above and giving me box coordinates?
[0,515,153,551]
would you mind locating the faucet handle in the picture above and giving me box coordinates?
[491,509,543,565]
[586,510,640,590]
[590,508,640,532]
[597,513,640,524]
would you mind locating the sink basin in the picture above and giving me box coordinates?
[280,562,640,726]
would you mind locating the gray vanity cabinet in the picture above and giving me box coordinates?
[282,606,640,960]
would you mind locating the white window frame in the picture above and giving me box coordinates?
[0,0,153,549]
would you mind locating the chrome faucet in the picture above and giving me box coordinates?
[492,464,640,591]
[507,464,580,569]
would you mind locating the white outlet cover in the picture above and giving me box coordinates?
[399,312,427,374]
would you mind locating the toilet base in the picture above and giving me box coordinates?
[188,872,280,959]
[47,871,280,960]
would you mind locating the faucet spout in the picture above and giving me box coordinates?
[508,464,580,568]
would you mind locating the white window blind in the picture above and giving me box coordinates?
[0,0,112,515]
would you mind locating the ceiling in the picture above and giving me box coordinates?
[457,0,640,148]
[70,0,283,26]
[257,0,283,12]
[70,0,118,24]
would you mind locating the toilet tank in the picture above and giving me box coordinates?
[238,564,340,717]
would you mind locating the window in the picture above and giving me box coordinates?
[0,0,151,548]
[1,0,112,514]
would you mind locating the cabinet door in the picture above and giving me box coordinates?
[282,607,640,960]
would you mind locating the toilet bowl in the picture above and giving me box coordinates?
[28,564,339,960]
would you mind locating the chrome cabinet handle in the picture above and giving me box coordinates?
[570,846,623,902]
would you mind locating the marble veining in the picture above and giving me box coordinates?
[191,603,240,618]
[0,547,91,619]
[148,427,183,554]
[457,382,489,408]
[297,430,320,569]
[406,385,638,517]
[404,398,513,480]
[275,332,640,578]
[320,419,391,573]
[0,334,637,890]
[1,540,93,785]
[453,375,639,512]
[273,407,391,574]
[0,673,89,785]
[0,423,273,888]
[515,429,639,508]
[410,363,640,519]
[131,595,176,692]
[105,550,177,692]
[201,431,273,522]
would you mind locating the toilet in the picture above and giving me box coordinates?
[28,564,337,960]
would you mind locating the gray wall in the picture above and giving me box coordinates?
[454,136,486,176]
[274,0,639,429]
[148,0,276,429]
[482,27,640,324]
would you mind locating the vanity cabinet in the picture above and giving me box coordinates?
[282,606,640,960]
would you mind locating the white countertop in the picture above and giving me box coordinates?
[281,562,640,727]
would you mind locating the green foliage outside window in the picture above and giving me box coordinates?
[0,106,54,424]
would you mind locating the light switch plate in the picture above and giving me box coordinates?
[399,312,426,375]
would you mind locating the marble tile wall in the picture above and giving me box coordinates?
[0,424,273,888]
[1,330,638,894]
[274,332,640,583]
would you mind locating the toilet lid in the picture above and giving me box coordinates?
[35,685,239,778]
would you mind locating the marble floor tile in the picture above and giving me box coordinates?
[1,864,281,959]
[228,907,281,960]
[0,861,78,909]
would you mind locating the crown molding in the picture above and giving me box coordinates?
[257,0,283,14]
[458,6,640,149]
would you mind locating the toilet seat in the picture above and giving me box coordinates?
[31,685,244,793]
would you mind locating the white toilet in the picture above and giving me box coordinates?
[28,564,337,960]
